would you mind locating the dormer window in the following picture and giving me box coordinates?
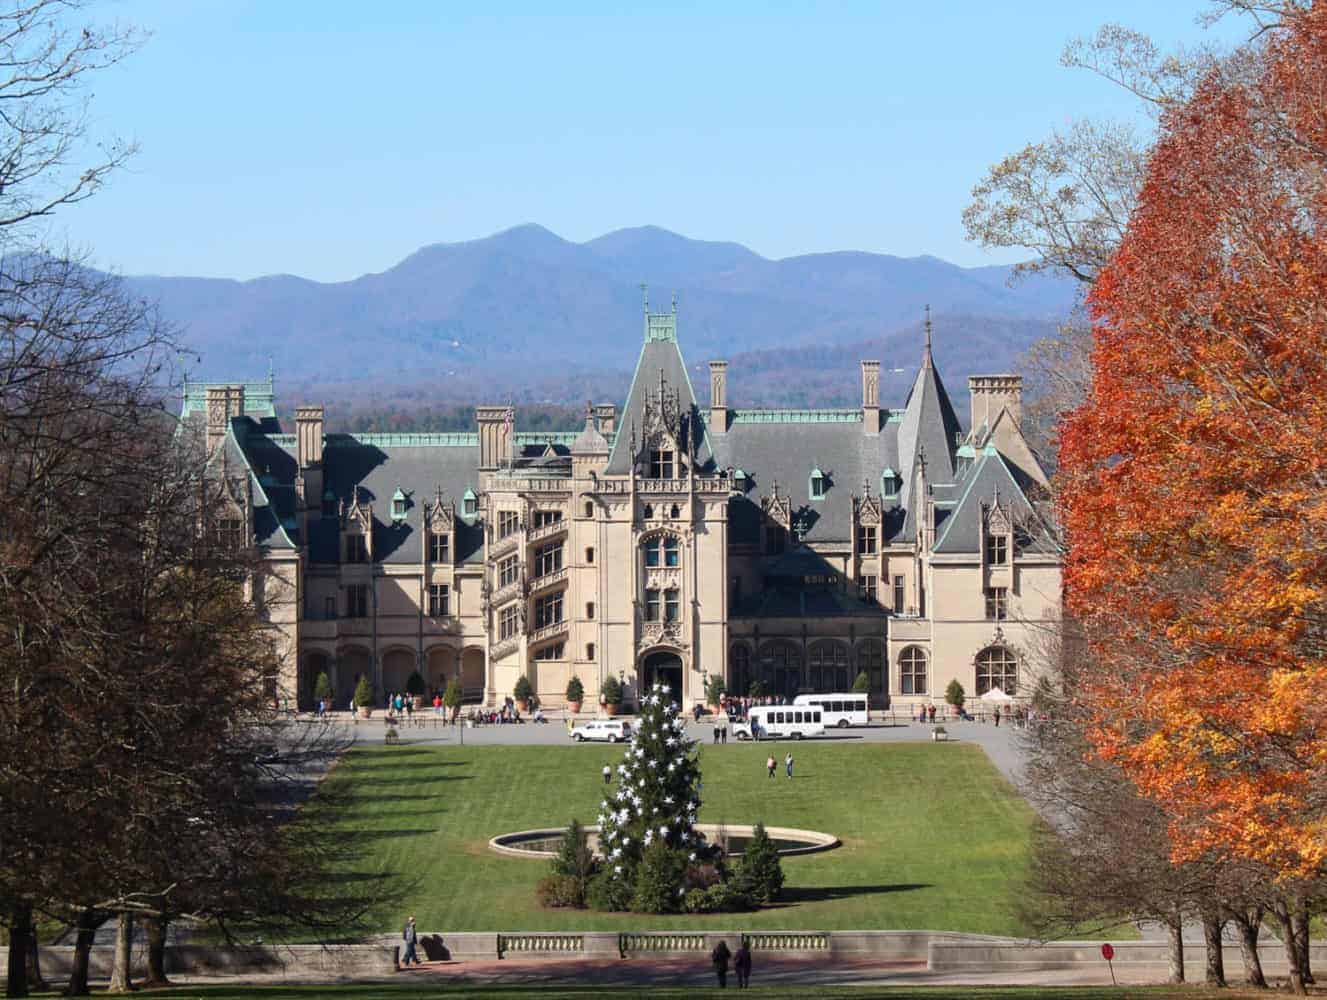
[649,449,674,479]
[881,467,899,498]
[809,468,826,500]
[345,534,368,563]
[391,487,407,522]
[429,532,450,563]
[985,534,1008,565]
[462,488,478,518]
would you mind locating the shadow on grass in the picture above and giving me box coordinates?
[343,792,445,802]
[775,882,932,904]
[365,776,473,787]
[345,828,440,843]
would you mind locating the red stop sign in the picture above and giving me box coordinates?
[1101,943,1115,961]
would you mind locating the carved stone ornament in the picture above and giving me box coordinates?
[425,485,455,533]
[986,490,1013,536]
[341,486,373,533]
[761,480,792,530]
[644,570,681,591]
[638,620,684,651]
[853,483,882,527]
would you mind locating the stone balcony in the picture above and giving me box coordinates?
[490,635,520,660]
[489,532,522,560]
[529,566,569,595]
[491,577,524,607]
[528,519,568,544]
[529,619,569,645]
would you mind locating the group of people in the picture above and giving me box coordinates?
[710,938,753,988]
[765,752,794,779]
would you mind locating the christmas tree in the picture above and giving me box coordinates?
[592,681,710,911]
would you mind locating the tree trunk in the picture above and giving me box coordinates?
[1202,911,1226,987]
[5,902,31,998]
[1166,916,1185,985]
[142,914,169,987]
[1227,905,1266,989]
[105,912,134,994]
[64,910,103,997]
[22,927,43,994]
[1272,898,1306,996]
[1292,901,1312,985]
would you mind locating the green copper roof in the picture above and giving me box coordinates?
[645,308,677,343]
[731,409,863,424]
[180,377,277,419]
[514,431,580,445]
[326,432,480,447]
[956,444,977,458]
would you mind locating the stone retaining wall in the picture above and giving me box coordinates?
[0,943,396,981]
[928,939,1327,974]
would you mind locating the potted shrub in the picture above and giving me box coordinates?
[945,678,966,719]
[353,676,374,719]
[565,675,585,714]
[313,671,333,710]
[443,676,463,721]
[405,670,425,709]
[704,673,726,715]
[600,675,623,717]
[514,674,534,713]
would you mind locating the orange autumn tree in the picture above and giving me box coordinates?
[1058,5,1327,886]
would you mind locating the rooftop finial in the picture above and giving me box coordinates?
[641,283,649,313]
[671,291,677,313]
[923,305,933,368]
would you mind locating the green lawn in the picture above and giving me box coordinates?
[312,741,1039,936]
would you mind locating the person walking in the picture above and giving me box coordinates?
[401,916,420,967]
[734,939,752,988]
[994,705,1001,727]
[766,754,776,779]
[784,752,794,779]
[710,938,732,988]
[602,765,612,785]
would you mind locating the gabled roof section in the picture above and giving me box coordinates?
[605,299,713,475]
[932,449,1058,556]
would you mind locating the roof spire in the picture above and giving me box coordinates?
[641,283,649,314]
[923,304,933,369]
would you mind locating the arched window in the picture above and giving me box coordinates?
[808,640,849,692]
[670,503,680,519]
[857,639,884,695]
[976,645,1018,696]
[899,646,928,695]
[758,640,803,697]
[730,643,752,696]
[643,504,654,519]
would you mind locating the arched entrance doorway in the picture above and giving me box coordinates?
[461,647,486,703]
[426,646,456,694]
[640,649,684,701]
[382,648,416,695]
[338,646,372,706]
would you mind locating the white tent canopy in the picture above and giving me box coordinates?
[980,687,1014,704]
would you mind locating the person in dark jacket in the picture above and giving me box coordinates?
[710,939,732,988]
[734,940,752,987]
[401,916,420,966]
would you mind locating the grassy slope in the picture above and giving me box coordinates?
[315,741,1039,935]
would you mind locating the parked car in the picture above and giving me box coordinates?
[570,719,632,743]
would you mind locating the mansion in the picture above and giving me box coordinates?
[191,302,1061,711]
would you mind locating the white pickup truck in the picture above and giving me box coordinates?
[569,719,632,743]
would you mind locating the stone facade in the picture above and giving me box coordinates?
[193,304,1060,712]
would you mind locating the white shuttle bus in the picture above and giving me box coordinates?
[793,693,870,729]
[733,705,825,741]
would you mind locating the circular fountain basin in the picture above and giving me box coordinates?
[489,824,838,859]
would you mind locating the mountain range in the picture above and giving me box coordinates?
[132,224,1078,423]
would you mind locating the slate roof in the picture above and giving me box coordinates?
[605,311,713,475]
[932,448,1059,556]
[711,419,901,544]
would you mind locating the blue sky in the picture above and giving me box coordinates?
[63,1,1246,282]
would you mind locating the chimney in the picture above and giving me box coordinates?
[594,403,616,436]
[968,375,1023,437]
[295,405,325,513]
[708,360,728,434]
[476,405,513,470]
[861,361,881,435]
[205,384,245,453]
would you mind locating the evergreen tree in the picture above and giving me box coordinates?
[593,681,708,911]
[738,822,785,903]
